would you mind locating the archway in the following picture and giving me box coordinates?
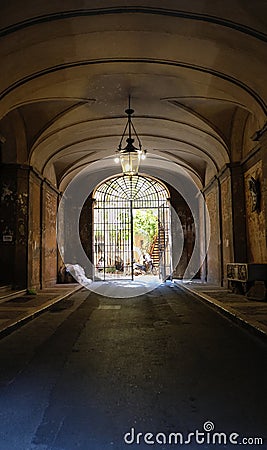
[93,174,172,282]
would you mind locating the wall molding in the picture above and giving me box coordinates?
[1,7,266,42]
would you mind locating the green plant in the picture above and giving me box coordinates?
[27,288,37,295]
[133,209,158,241]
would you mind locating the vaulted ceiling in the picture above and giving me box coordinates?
[0,0,266,190]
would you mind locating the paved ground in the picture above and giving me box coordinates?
[0,284,81,337]
[176,281,267,341]
[0,283,266,450]
[1,281,267,341]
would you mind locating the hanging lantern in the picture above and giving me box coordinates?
[115,98,146,175]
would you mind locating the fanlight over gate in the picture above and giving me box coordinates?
[93,174,172,281]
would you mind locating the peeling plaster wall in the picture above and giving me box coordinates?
[0,167,17,284]
[28,172,41,289]
[244,160,266,263]
[14,169,29,288]
[42,185,58,287]
[0,165,29,288]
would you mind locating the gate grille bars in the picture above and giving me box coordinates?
[93,174,172,281]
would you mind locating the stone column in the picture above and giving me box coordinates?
[41,182,59,287]
[203,178,222,285]
[218,167,234,286]
[28,170,42,290]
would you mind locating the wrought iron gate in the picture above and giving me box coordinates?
[93,174,172,281]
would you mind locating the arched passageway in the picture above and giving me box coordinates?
[0,1,266,291]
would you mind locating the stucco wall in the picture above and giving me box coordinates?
[244,160,266,263]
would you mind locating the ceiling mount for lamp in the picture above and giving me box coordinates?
[115,96,146,175]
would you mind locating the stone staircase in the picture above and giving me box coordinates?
[149,226,165,268]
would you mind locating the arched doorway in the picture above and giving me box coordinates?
[93,174,172,281]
